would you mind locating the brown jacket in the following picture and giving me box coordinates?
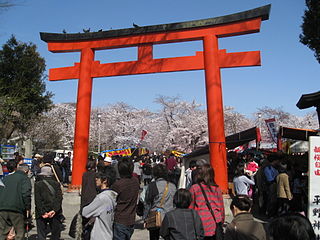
[276,173,292,199]
[225,212,266,240]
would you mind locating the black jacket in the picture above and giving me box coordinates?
[160,208,204,240]
[34,176,63,219]
[80,171,97,210]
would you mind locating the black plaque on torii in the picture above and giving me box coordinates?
[297,91,320,128]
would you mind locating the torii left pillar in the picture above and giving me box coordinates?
[203,35,227,189]
[72,48,95,187]
[40,5,270,192]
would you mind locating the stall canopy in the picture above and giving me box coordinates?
[185,127,260,158]
[279,126,319,141]
[226,127,260,149]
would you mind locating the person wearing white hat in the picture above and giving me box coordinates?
[31,154,42,178]
[104,157,113,166]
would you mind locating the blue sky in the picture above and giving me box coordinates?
[0,0,319,117]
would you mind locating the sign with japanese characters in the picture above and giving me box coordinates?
[265,118,277,143]
[308,136,320,238]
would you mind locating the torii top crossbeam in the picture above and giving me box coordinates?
[40,5,270,192]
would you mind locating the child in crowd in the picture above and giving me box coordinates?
[160,189,204,240]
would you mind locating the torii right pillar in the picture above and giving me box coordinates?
[202,17,270,193]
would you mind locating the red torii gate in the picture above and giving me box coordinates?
[41,5,270,192]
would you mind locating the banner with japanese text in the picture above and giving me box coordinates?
[308,136,320,238]
[265,118,277,143]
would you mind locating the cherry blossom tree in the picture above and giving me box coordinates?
[224,106,254,136]
[26,103,75,151]
[25,99,319,154]
[154,96,208,152]
[253,106,319,142]
[89,103,156,152]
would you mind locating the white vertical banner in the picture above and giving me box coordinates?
[265,118,277,143]
[308,136,320,238]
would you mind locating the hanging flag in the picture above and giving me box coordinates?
[140,130,148,141]
[265,118,278,143]
[256,127,262,143]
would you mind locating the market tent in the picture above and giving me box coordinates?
[279,126,319,141]
[185,127,260,159]
[226,127,260,149]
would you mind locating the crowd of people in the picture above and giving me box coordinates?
[228,152,308,218]
[0,151,316,240]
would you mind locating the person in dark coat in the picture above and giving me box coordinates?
[61,152,72,185]
[160,189,204,240]
[81,160,97,210]
[111,157,140,240]
[80,159,97,238]
[225,195,266,240]
[31,154,42,177]
[34,166,63,240]
[0,160,31,240]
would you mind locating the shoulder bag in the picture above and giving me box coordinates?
[43,180,56,196]
[145,182,169,229]
[50,165,64,194]
[199,184,224,240]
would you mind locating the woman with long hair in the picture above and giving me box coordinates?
[189,163,225,240]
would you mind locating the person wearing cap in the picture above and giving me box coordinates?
[104,156,113,166]
[0,160,32,240]
[31,154,42,178]
[40,154,63,183]
[34,166,63,240]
